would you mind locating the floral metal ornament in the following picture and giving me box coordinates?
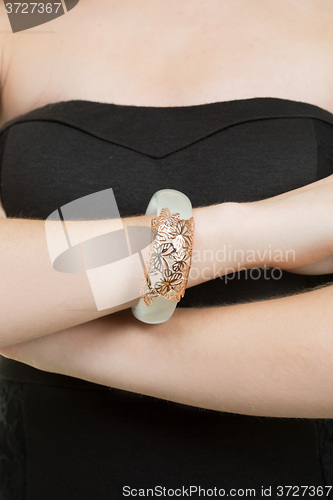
[140,208,195,306]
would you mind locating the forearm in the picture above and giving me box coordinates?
[4,282,333,418]
[2,171,333,347]
[78,283,333,419]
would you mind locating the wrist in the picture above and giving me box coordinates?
[188,201,264,287]
[248,198,303,270]
[219,201,274,271]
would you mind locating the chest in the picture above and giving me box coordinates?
[2,0,333,123]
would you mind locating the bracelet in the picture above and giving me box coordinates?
[131,189,195,324]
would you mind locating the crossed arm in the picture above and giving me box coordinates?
[0,177,332,347]
[2,280,333,419]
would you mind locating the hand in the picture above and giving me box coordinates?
[248,173,333,274]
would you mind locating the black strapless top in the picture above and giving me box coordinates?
[0,97,333,499]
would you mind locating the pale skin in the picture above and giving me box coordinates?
[0,0,333,418]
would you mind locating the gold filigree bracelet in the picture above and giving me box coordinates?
[131,190,195,324]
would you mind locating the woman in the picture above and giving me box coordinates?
[0,0,333,498]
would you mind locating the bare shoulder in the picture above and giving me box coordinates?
[0,2,13,121]
[0,3,11,69]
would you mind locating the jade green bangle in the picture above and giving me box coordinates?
[131,189,195,324]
